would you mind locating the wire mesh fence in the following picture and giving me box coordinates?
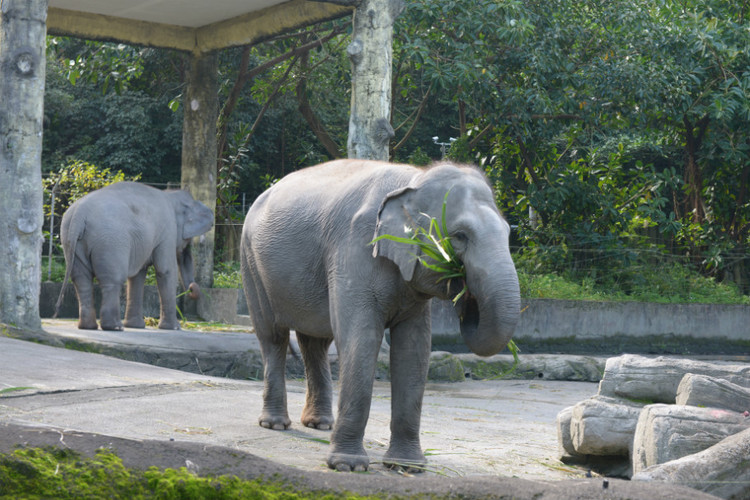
[41,181,750,300]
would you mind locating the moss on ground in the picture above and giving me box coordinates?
[0,447,379,500]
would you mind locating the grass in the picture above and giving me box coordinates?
[0,387,34,396]
[0,447,382,500]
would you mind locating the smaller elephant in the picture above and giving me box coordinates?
[55,182,213,330]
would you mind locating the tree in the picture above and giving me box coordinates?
[0,0,48,330]
[391,0,750,292]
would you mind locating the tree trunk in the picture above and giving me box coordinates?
[181,52,218,288]
[0,0,49,331]
[346,0,403,160]
[676,373,750,413]
[681,115,709,223]
[598,354,750,404]
[632,403,750,475]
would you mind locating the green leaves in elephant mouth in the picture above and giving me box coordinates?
[370,191,467,304]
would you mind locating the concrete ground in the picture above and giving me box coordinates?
[0,321,721,499]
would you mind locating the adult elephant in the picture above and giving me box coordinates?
[56,182,214,331]
[241,159,521,472]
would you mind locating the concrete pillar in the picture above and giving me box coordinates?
[346,0,403,160]
[0,0,49,331]
[181,52,218,288]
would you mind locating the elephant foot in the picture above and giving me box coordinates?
[77,319,98,330]
[326,450,370,472]
[100,322,123,331]
[301,411,334,431]
[124,318,146,329]
[383,445,427,473]
[259,412,291,430]
[157,320,181,330]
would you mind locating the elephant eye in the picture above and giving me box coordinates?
[451,231,469,248]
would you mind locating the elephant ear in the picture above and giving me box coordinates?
[180,196,214,240]
[373,185,420,282]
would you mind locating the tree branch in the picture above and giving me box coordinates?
[295,52,342,158]
[392,86,431,152]
[217,46,251,163]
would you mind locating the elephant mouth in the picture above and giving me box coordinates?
[454,290,479,338]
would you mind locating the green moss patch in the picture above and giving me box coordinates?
[0,447,377,500]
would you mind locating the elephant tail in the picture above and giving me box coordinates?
[53,209,84,319]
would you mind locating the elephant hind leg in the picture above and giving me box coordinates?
[297,332,334,430]
[71,261,98,330]
[258,325,292,430]
[99,283,124,331]
[124,268,147,328]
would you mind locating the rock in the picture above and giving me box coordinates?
[633,427,750,500]
[458,353,604,381]
[569,396,644,456]
[676,373,750,413]
[598,354,750,404]
[428,351,466,382]
[632,403,750,475]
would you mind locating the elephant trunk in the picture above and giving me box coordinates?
[177,245,200,300]
[455,250,520,357]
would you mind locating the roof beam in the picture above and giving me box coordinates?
[47,7,196,52]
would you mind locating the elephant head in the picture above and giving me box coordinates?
[168,189,214,298]
[373,163,520,356]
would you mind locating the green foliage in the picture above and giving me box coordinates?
[43,160,139,212]
[518,263,750,305]
[41,255,67,282]
[42,160,140,238]
[213,262,243,289]
[44,38,185,183]
[0,447,377,499]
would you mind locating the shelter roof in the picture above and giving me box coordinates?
[47,0,351,54]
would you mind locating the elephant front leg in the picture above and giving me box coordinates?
[259,326,292,430]
[154,267,180,330]
[297,332,334,430]
[383,305,431,471]
[124,268,147,328]
[327,326,384,472]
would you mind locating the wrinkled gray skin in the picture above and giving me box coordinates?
[57,182,214,331]
[241,159,521,472]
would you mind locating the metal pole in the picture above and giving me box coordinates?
[47,180,60,281]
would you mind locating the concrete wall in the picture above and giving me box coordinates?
[428,299,749,355]
[43,283,750,355]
